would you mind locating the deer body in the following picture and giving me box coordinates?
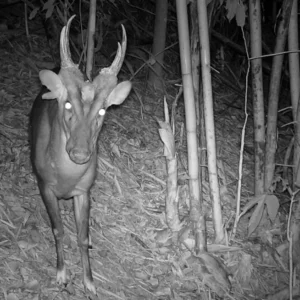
[30,16,131,294]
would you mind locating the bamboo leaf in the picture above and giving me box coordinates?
[248,197,265,236]
[236,2,246,27]
[225,0,238,22]
[29,8,39,20]
[43,0,55,19]
[241,194,266,215]
[265,194,279,222]
[43,0,55,10]
[158,128,175,158]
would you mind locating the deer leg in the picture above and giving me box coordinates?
[73,193,96,294]
[39,184,67,285]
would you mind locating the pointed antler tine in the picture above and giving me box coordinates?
[100,24,127,76]
[60,15,78,69]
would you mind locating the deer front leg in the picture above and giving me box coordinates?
[39,184,67,285]
[73,193,96,294]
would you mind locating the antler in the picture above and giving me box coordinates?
[60,15,78,69]
[100,25,127,76]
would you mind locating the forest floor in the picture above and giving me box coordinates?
[0,17,294,300]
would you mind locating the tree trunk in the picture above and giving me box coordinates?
[249,0,265,195]
[264,0,294,191]
[148,0,168,90]
[197,0,224,243]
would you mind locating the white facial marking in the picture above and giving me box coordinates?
[82,84,95,102]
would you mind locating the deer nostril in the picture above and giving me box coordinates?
[69,149,91,164]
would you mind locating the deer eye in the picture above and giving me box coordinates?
[65,102,72,110]
[99,108,106,116]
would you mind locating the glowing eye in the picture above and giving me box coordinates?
[99,109,106,116]
[65,102,72,110]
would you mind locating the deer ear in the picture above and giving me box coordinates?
[39,70,67,100]
[106,81,132,107]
